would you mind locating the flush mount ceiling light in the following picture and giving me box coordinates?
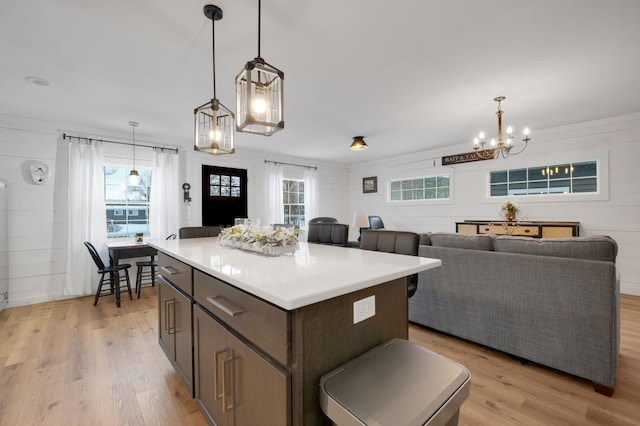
[128,121,141,186]
[473,96,531,159]
[235,0,284,136]
[350,136,368,151]
[194,4,235,155]
[24,76,50,86]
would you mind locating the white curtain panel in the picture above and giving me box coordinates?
[65,139,107,296]
[149,150,179,240]
[265,162,284,225]
[303,168,319,229]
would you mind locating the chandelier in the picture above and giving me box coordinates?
[128,121,141,185]
[194,5,235,155]
[235,0,284,136]
[473,96,531,159]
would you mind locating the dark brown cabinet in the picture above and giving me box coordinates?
[193,305,288,426]
[456,220,580,238]
[158,254,194,396]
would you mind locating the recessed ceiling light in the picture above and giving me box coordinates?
[25,76,50,86]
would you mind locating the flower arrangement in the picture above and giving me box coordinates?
[501,200,518,221]
[218,224,301,255]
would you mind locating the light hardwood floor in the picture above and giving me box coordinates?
[0,289,638,425]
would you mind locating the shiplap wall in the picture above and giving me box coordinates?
[348,112,640,295]
[0,114,349,308]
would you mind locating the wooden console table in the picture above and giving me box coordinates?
[456,220,580,238]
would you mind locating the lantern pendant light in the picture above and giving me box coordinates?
[235,0,284,136]
[194,5,235,155]
[128,121,141,186]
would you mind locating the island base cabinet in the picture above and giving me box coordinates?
[194,305,289,426]
[159,277,193,396]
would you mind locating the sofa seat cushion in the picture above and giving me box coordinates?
[429,233,496,251]
[494,235,618,263]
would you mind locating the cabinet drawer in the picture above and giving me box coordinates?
[194,270,289,367]
[479,224,540,237]
[158,252,193,295]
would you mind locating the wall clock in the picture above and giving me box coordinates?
[29,161,50,184]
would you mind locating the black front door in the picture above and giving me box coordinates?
[202,165,248,227]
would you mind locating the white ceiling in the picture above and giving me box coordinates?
[2,0,639,164]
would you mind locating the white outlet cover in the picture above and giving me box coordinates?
[353,295,376,324]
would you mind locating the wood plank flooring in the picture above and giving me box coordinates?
[0,289,638,425]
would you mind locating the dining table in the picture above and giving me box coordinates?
[105,240,158,307]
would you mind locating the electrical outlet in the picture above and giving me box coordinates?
[353,295,376,324]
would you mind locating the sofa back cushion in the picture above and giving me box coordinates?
[361,230,419,256]
[429,232,496,251]
[307,223,349,246]
[494,235,618,263]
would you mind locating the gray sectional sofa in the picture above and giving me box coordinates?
[408,232,620,396]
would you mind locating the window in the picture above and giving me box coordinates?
[209,174,241,197]
[489,161,598,197]
[105,166,151,238]
[283,179,305,227]
[389,175,450,201]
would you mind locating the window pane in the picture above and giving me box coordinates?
[509,168,527,182]
[412,179,423,189]
[490,184,508,197]
[221,186,230,197]
[231,187,241,197]
[573,177,597,193]
[549,179,571,193]
[391,181,401,191]
[437,176,450,187]
[391,190,401,200]
[402,180,412,190]
[231,176,240,186]
[210,174,220,185]
[490,171,507,184]
[210,186,220,196]
[528,166,547,180]
[105,166,151,238]
[402,190,412,200]
[425,188,436,199]
[425,177,437,188]
[573,161,597,178]
[221,175,230,186]
[438,187,450,199]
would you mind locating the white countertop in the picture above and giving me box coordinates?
[149,238,441,310]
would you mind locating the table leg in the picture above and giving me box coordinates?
[109,251,121,307]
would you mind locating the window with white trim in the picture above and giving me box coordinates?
[489,161,597,197]
[283,179,305,227]
[389,175,450,201]
[105,166,151,238]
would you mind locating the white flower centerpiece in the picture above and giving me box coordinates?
[218,223,301,256]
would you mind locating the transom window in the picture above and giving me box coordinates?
[210,174,241,197]
[283,179,305,227]
[104,166,151,238]
[390,175,450,201]
[490,161,597,197]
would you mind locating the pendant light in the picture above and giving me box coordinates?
[194,5,235,155]
[235,0,284,136]
[128,121,141,186]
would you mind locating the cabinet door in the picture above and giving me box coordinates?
[229,332,289,426]
[194,305,230,425]
[159,278,193,395]
[173,288,193,394]
[158,278,174,361]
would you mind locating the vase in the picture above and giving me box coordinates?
[505,209,516,221]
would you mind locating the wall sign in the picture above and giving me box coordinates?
[442,150,495,166]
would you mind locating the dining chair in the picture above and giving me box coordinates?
[84,241,132,306]
[135,233,176,298]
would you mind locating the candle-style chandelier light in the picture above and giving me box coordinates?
[473,96,531,159]
[194,4,235,155]
[235,0,284,136]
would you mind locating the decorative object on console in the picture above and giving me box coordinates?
[194,4,235,155]
[236,0,284,136]
[28,160,50,185]
[350,136,368,151]
[182,183,192,204]
[127,121,141,186]
[218,223,300,256]
[473,96,531,159]
[501,200,518,222]
[362,176,377,193]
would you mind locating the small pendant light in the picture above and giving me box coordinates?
[128,121,141,185]
[235,0,284,136]
[194,5,235,155]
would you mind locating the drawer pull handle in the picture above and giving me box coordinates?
[161,266,181,275]
[483,227,490,232]
[207,296,244,317]
[524,229,530,233]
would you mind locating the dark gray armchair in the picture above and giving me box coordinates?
[308,217,339,224]
[368,215,385,230]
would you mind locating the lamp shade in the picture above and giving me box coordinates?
[236,58,284,136]
[352,212,370,229]
[350,136,368,151]
[194,98,235,155]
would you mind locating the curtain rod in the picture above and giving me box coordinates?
[62,133,179,153]
[264,159,317,170]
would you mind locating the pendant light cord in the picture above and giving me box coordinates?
[257,0,261,58]
[211,17,217,100]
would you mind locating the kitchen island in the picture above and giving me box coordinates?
[149,237,441,425]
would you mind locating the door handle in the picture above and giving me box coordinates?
[166,299,176,335]
[214,349,229,400]
[222,354,236,413]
